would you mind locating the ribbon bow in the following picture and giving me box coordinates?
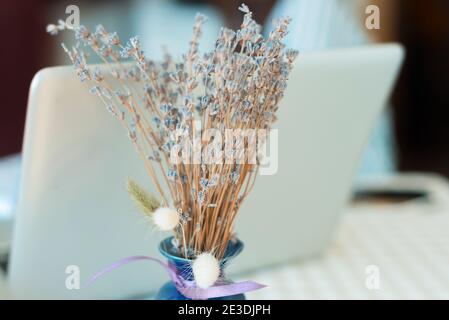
[86,255,265,300]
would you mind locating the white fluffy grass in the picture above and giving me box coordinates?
[152,207,179,231]
[192,253,220,289]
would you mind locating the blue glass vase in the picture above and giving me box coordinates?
[155,237,246,300]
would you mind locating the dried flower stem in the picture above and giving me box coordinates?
[48,4,298,259]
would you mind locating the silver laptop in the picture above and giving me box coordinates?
[8,44,404,299]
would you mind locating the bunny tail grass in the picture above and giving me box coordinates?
[127,178,160,215]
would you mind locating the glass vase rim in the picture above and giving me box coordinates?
[158,236,244,264]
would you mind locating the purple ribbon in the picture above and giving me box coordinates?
[86,255,265,300]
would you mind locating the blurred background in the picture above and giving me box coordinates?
[3,0,449,246]
[1,0,449,174]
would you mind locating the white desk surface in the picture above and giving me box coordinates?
[242,198,449,299]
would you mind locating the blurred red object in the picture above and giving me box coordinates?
[0,1,52,157]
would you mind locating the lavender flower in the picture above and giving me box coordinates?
[48,4,298,259]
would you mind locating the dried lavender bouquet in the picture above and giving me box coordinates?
[48,4,297,269]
